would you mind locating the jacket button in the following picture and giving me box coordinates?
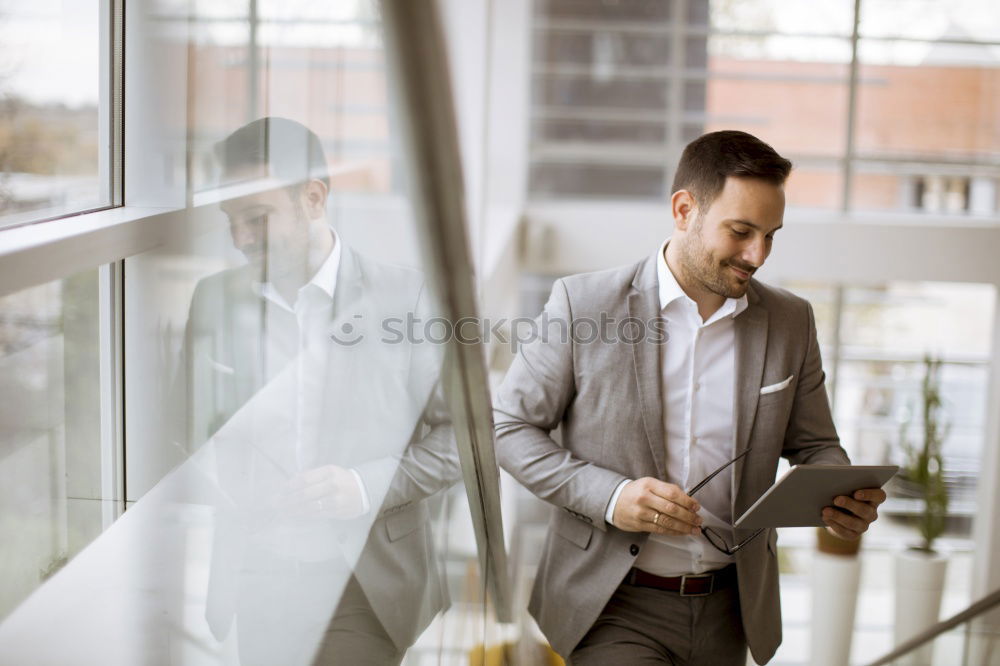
[630,544,640,556]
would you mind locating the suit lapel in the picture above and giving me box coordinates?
[732,289,768,497]
[628,257,667,480]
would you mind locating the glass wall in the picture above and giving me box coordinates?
[0,1,508,664]
[0,268,111,620]
[0,1,111,228]
[768,278,995,663]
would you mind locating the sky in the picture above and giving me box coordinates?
[0,0,101,107]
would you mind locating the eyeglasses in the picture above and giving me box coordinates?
[687,447,765,556]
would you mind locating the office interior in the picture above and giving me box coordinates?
[0,0,997,664]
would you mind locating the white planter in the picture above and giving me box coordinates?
[811,551,862,666]
[893,549,949,666]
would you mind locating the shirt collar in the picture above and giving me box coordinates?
[655,237,748,320]
[308,228,341,300]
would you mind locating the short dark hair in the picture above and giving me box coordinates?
[215,116,330,189]
[671,130,792,211]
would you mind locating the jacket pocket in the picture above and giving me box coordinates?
[385,504,426,542]
[555,514,593,550]
[760,374,794,395]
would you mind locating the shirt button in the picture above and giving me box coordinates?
[630,544,640,556]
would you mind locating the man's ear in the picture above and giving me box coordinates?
[301,178,329,220]
[671,189,698,231]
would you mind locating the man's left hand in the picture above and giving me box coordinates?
[822,488,887,540]
[275,465,367,520]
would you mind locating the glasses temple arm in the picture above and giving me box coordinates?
[688,447,753,496]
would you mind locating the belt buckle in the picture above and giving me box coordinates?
[679,573,713,597]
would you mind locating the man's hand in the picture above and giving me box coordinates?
[822,488,886,540]
[612,477,703,536]
[274,464,367,520]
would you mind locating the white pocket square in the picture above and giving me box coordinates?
[760,375,794,395]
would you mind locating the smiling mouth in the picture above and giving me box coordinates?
[729,265,752,280]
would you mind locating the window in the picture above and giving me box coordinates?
[148,0,395,196]
[0,268,112,620]
[529,0,1000,216]
[850,0,1000,215]
[0,1,117,229]
[0,2,511,662]
[529,0,708,199]
[781,279,996,537]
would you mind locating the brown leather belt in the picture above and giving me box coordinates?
[625,564,736,597]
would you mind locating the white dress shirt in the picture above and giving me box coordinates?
[605,238,748,576]
[253,229,369,512]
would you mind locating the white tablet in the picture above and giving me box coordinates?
[733,464,899,529]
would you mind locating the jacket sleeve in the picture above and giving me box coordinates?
[355,282,461,517]
[358,377,460,518]
[493,279,628,530]
[781,301,851,466]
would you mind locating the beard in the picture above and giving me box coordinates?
[677,215,754,299]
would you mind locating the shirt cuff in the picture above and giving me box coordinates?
[605,479,632,525]
[350,468,371,515]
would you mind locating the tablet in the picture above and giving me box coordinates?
[733,464,899,529]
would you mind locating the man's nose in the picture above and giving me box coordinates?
[742,236,769,268]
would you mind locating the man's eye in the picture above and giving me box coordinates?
[247,214,267,227]
[732,228,750,237]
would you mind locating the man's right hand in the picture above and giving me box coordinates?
[612,477,703,536]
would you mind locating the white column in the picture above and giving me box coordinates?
[811,551,862,666]
[968,288,1000,662]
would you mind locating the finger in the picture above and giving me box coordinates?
[823,506,868,534]
[646,497,702,528]
[853,488,887,505]
[645,511,699,536]
[302,481,339,501]
[646,481,700,513]
[824,523,860,541]
[648,518,699,537]
[833,495,877,522]
[285,492,326,512]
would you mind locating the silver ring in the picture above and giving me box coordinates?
[653,511,661,525]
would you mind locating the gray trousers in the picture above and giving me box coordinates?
[311,576,404,666]
[568,577,748,665]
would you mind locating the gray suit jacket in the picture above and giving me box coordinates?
[175,246,458,654]
[494,254,849,663]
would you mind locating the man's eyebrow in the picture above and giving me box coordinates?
[726,218,783,233]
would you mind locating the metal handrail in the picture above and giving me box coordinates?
[379,0,513,623]
[865,588,1000,666]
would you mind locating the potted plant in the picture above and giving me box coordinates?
[892,355,950,665]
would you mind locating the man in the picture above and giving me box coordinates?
[174,117,458,665]
[494,130,886,664]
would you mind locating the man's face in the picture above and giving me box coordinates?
[219,186,310,279]
[676,176,785,299]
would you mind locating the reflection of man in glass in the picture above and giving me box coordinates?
[175,117,457,666]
